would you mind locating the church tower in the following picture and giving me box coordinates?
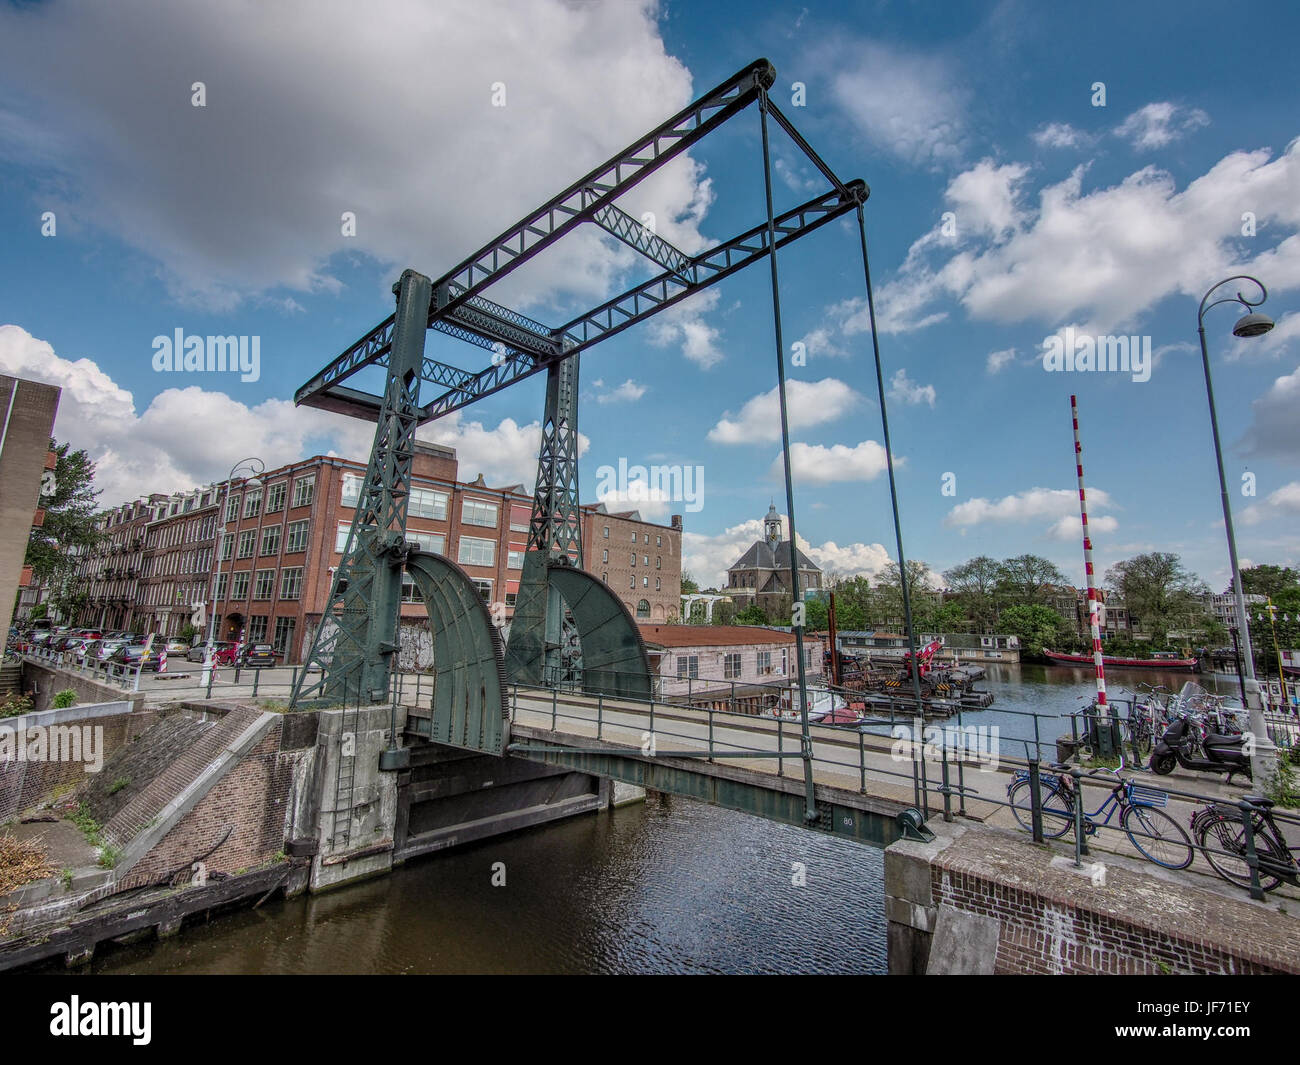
[764,502,781,552]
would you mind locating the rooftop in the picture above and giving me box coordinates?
[638,624,803,648]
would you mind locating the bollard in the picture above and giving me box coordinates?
[940,745,953,822]
[1027,760,1044,843]
[597,693,603,739]
[1238,801,1265,901]
[1072,768,1087,865]
[551,686,558,730]
[252,669,260,697]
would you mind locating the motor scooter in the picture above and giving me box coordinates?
[1150,712,1251,784]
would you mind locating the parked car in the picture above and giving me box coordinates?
[186,641,235,664]
[238,644,277,668]
[93,639,127,662]
[109,644,161,672]
[161,638,191,655]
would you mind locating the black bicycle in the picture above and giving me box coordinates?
[1191,796,1299,893]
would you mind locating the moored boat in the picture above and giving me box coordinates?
[1043,648,1199,671]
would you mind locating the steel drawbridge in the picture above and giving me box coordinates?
[288,57,918,846]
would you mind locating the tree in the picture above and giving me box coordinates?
[874,560,935,631]
[919,601,968,634]
[1251,586,1300,672]
[1105,552,1209,645]
[1237,565,1300,600]
[734,604,768,626]
[999,604,1072,657]
[25,441,103,591]
[681,571,700,595]
[803,597,829,631]
[943,556,1002,633]
[995,554,1069,609]
[708,599,737,626]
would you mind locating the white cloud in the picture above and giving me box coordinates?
[887,368,936,407]
[866,140,1300,339]
[594,378,647,404]
[646,289,724,369]
[795,326,847,360]
[944,486,1116,539]
[708,377,861,444]
[824,39,967,168]
[0,0,707,311]
[946,159,1029,241]
[0,323,563,503]
[1227,312,1300,361]
[1032,122,1088,149]
[796,535,893,580]
[1115,102,1210,150]
[986,347,1017,373]
[1239,363,1300,459]
[775,441,892,483]
[681,515,894,587]
[1241,481,1300,526]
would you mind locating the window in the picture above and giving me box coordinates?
[265,482,287,513]
[655,578,661,590]
[248,615,268,643]
[636,599,650,620]
[405,531,445,554]
[335,523,352,553]
[285,520,310,553]
[260,525,282,556]
[505,591,517,607]
[243,490,262,518]
[642,576,649,587]
[254,569,275,600]
[409,487,448,520]
[507,550,524,570]
[676,655,699,679]
[292,476,315,508]
[630,554,636,567]
[602,526,609,538]
[273,616,296,656]
[629,575,635,589]
[656,556,661,569]
[237,530,256,559]
[219,532,234,561]
[757,651,772,674]
[458,536,495,567]
[226,494,240,522]
[601,573,607,583]
[400,571,423,603]
[341,473,362,507]
[602,549,608,563]
[631,531,637,541]
[213,573,228,602]
[644,534,649,544]
[781,648,788,675]
[724,653,741,679]
[643,555,649,566]
[471,578,492,602]
[231,571,250,600]
[462,499,498,528]
[657,535,662,547]
[280,567,303,600]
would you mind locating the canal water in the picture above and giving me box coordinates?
[72,664,1223,975]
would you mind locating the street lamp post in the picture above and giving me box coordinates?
[201,457,264,688]
[1196,274,1274,774]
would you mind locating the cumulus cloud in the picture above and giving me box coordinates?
[646,289,725,368]
[986,347,1017,373]
[1115,102,1210,150]
[0,0,709,312]
[823,39,968,168]
[1032,122,1088,149]
[775,441,892,484]
[945,159,1029,241]
[1239,363,1300,459]
[0,324,566,503]
[708,378,861,444]
[944,486,1116,540]
[1241,481,1300,526]
[594,378,647,404]
[887,368,936,407]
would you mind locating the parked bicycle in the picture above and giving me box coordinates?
[1008,755,1194,870]
[1191,795,1299,893]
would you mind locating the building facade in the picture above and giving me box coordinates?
[0,375,60,639]
[58,443,682,662]
[639,623,824,698]
[725,504,822,616]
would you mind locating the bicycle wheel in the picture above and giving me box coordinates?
[1008,779,1073,839]
[1195,813,1284,892]
[1121,804,1194,869]
[1128,721,1152,759]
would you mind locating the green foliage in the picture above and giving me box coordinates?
[943,556,1003,632]
[1105,552,1209,645]
[1,692,33,718]
[179,623,201,643]
[69,803,104,848]
[25,441,104,603]
[51,688,77,709]
[999,604,1072,657]
[803,596,829,631]
[107,777,130,796]
[734,604,768,626]
[1264,758,1300,809]
[28,603,48,621]
[680,571,699,595]
[1237,565,1300,600]
[98,845,122,869]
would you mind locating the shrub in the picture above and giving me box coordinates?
[51,688,77,709]
[0,692,33,718]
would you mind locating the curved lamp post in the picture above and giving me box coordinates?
[1197,275,1273,763]
[201,457,264,687]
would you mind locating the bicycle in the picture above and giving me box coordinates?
[1007,755,1194,869]
[1191,795,1299,893]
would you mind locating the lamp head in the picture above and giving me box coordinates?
[1232,312,1274,338]
[245,475,263,489]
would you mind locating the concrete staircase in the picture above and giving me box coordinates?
[0,662,22,697]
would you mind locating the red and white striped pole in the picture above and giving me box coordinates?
[1071,394,1106,711]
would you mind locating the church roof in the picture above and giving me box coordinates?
[729,539,821,573]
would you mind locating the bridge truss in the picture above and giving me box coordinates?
[289,57,908,831]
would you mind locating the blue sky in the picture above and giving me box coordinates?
[1,0,1298,591]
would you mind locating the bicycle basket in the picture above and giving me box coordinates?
[1128,784,1169,807]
